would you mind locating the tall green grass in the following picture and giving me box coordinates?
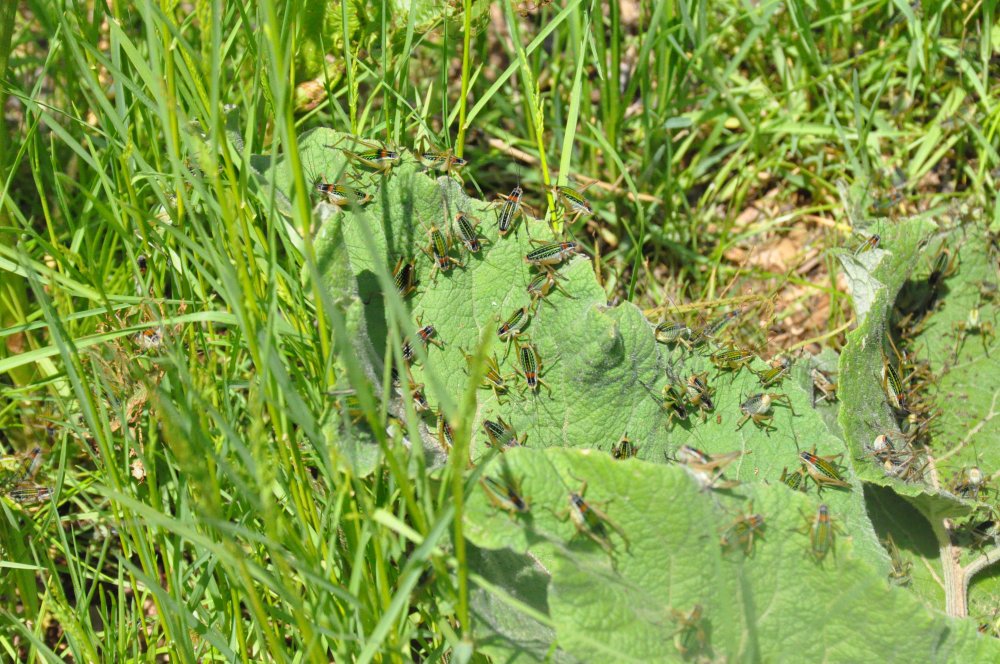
[0,0,997,660]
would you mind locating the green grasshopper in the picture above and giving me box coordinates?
[463,350,513,403]
[674,445,742,491]
[563,480,629,555]
[418,219,464,282]
[482,416,527,449]
[313,175,373,206]
[654,320,694,349]
[514,343,553,397]
[800,503,845,563]
[453,212,489,255]
[435,410,454,452]
[481,475,530,517]
[527,270,573,309]
[709,344,757,374]
[611,434,639,460]
[549,183,594,225]
[524,240,581,270]
[328,138,401,176]
[392,258,418,299]
[754,355,793,388]
[720,504,765,555]
[798,449,851,492]
[420,149,467,177]
[736,393,794,431]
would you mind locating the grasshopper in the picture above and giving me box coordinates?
[810,367,838,405]
[641,379,690,426]
[780,466,807,492]
[329,138,401,176]
[497,306,531,358]
[854,233,881,255]
[463,350,513,403]
[611,434,639,460]
[414,314,444,350]
[654,321,694,349]
[483,416,527,449]
[709,344,757,374]
[951,307,995,359]
[720,504,766,555]
[1,447,51,505]
[800,503,845,563]
[754,355,793,388]
[435,410,455,451]
[514,343,553,397]
[420,149,467,177]
[564,480,629,555]
[695,309,742,343]
[736,393,794,431]
[495,184,526,238]
[674,445,742,490]
[798,449,851,491]
[549,183,594,225]
[313,175,372,206]
[882,533,912,586]
[669,605,708,658]
[419,220,464,282]
[392,258,418,298]
[481,475,530,516]
[527,270,573,309]
[453,212,489,255]
[524,240,581,270]
[685,372,715,414]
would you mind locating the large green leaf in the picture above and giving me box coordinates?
[837,212,970,521]
[465,447,996,661]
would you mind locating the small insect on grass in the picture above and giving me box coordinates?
[420,149,467,177]
[669,605,708,658]
[611,434,638,460]
[527,270,573,309]
[641,379,689,427]
[481,475,530,517]
[392,258,418,299]
[798,449,851,492]
[495,184,526,238]
[313,176,372,206]
[414,314,444,350]
[328,138,401,176]
[754,355,793,388]
[882,533,912,586]
[418,218,464,282]
[563,480,629,556]
[811,367,838,405]
[524,240,582,271]
[1,447,51,506]
[463,350,513,404]
[736,393,794,431]
[654,320,694,350]
[694,308,742,344]
[435,411,454,452]
[800,503,845,563]
[720,504,765,555]
[497,306,531,358]
[685,372,715,415]
[854,233,880,255]
[482,416,527,450]
[548,183,594,225]
[710,344,757,374]
[514,343,553,397]
[951,307,995,359]
[780,466,806,492]
[674,445,742,491]
[453,212,489,255]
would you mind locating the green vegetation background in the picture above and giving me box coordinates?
[1,0,999,661]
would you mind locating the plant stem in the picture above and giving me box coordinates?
[455,0,473,156]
